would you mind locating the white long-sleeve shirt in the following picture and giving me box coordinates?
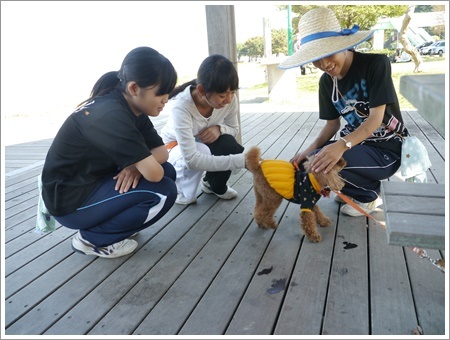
[160,85,245,171]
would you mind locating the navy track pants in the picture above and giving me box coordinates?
[317,142,401,203]
[54,162,177,247]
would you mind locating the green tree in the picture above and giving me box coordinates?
[237,42,248,61]
[415,5,434,13]
[271,28,288,56]
[243,36,264,61]
[237,29,290,59]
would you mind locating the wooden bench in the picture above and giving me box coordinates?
[381,181,445,250]
[400,74,445,138]
[390,73,446,250]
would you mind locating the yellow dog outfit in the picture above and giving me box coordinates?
[260,160,328,212]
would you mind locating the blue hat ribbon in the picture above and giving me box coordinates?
[301,25,360,45]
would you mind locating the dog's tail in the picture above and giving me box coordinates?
[245,146,262,173]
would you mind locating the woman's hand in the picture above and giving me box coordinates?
[308,104,385,173]
[311,142,346,173]
[113,165,142,193]
[197,125,221,144]
[293,118,341,170]
[290,153,307,166]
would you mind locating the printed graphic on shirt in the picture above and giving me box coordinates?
[334,98,365,128]
[74,100,95,113]
[335,84,403,144]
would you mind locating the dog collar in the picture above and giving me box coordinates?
[308,173,331,198]
[308,173,321,193]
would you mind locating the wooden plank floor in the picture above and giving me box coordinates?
[3,107,447,336]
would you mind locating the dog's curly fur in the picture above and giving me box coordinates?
[246,146,346,242]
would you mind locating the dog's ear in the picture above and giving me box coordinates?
[323,157,346,191]
[302,155,313,172]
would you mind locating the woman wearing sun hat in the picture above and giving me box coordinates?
[280,7,408,217]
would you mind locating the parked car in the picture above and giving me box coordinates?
[430,41,445,56]
[416,41,434,52]
[420,41,439,55]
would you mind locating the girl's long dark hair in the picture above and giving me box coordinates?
[169,54,239,99]
[78,46,177,107]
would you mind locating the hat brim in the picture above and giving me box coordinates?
[278,30,374,69]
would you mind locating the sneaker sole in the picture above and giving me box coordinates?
[71,244,89,256]
[340,205,376,217]
[215,191,238,200]
[175,199,197,205]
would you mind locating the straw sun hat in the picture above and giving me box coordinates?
[278,7,374,69]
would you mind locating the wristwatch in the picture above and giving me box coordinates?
[340,137,352,149]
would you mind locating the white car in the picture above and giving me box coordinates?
[416,41,434,51]
[430,41,445,56]
[420,41,438,55]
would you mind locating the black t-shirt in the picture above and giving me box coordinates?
[42,89,164,216]
[318,52,406,154]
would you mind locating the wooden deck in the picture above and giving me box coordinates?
[3,106,447,336]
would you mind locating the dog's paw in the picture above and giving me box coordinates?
[306,233,322,243]
[314,207,332,227]
[318,217,332,227]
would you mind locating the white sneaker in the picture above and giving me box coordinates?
[200,179,238,200]
[175,192,197,205]
[340,199,378,217]
[72,231,138,258]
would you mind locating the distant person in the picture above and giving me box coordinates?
[41,46,178,258]
[279,7,409,216]
[160,54,246,205]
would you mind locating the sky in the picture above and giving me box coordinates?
[1,1,288,119]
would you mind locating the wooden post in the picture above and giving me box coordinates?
[261,15,296,103]
[263,17,272,58]
[205,5,241,143]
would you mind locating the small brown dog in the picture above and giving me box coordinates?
[246,146,346,242]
